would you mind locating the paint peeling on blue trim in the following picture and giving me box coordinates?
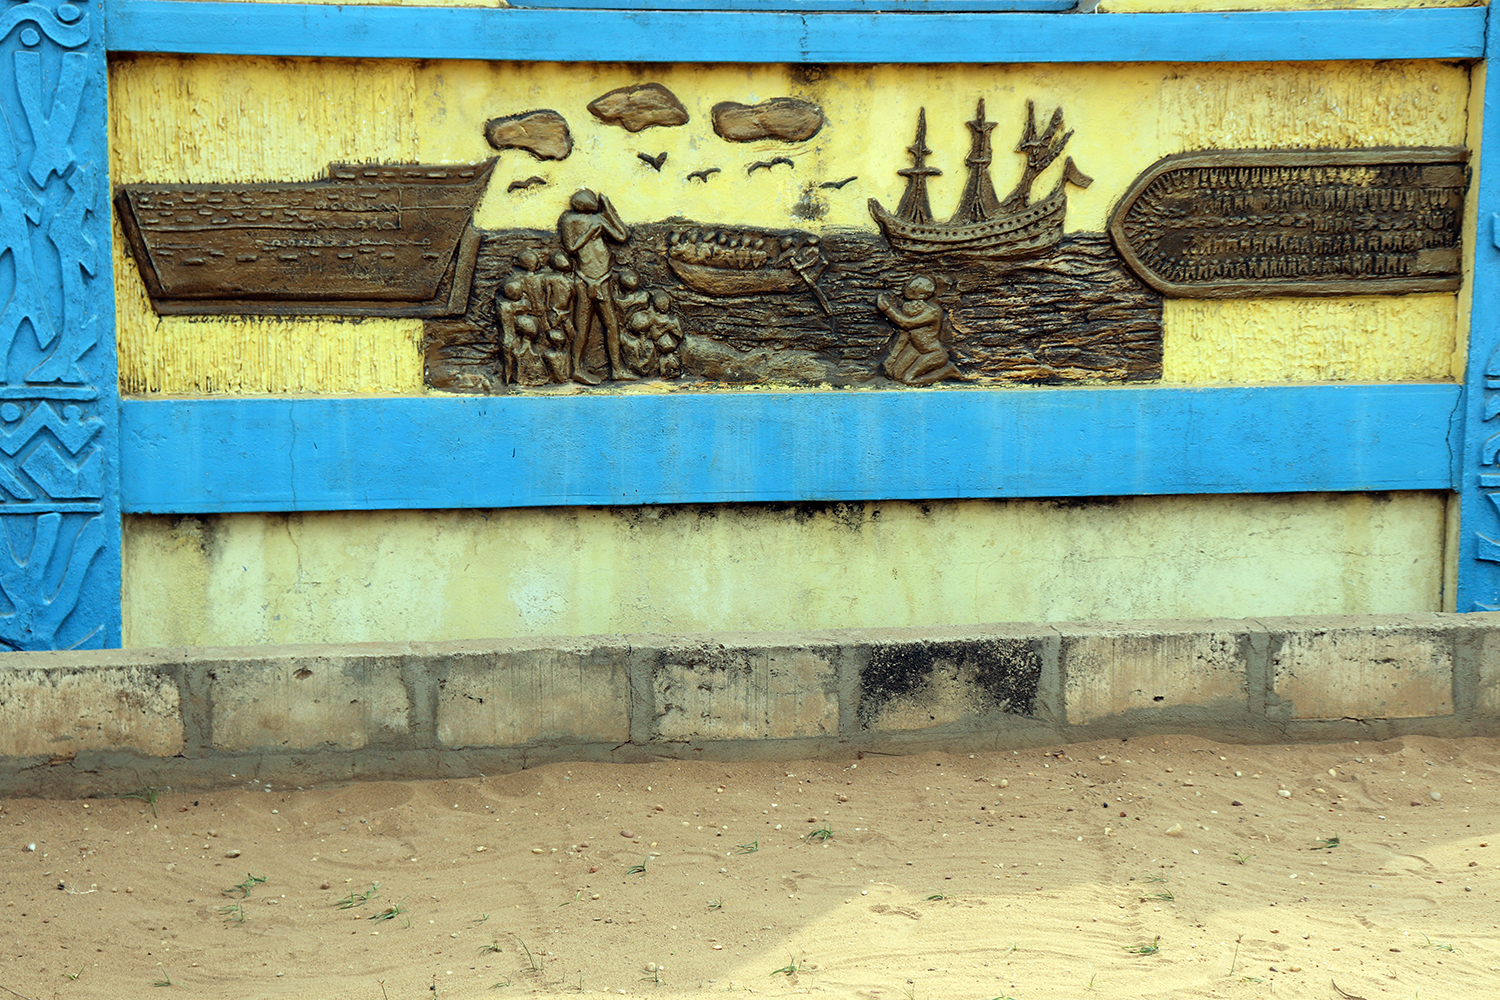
[119,385,1459,514]
[102,2,1486,63]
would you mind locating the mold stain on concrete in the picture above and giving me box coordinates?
[858,638,1041,729]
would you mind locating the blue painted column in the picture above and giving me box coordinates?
[1458,11,1500,611]
[0,0,117,648]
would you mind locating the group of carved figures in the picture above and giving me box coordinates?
[493,188,959,387]
[495,188,682,386]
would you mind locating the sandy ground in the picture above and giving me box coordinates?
[0,734,1497,1000]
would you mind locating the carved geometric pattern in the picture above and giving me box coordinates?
[1,0,115,648]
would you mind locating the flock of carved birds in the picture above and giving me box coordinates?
[506,154,856,191]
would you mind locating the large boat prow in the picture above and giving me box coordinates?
[868,100,1091,260]
[116,159,497,317]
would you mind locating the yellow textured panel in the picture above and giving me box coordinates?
[1154,62,1469,153]
[122,494,1445,647]
[112,56,1470,393]
[1162,295,1459,383]
[421,60,1468,238]
[110,55,425,394]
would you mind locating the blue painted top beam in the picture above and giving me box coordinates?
[103,2,1486,63]
[511,1,1076,10]
[516,0,1080,10]
[119,385,1458,514]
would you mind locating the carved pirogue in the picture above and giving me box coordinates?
[1109,147,1467,297]
[116,160,497,316]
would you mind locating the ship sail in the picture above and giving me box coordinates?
[868,98,1090,261]
[895,108,943,224]
[948,98,1001,226]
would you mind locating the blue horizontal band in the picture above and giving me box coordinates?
[119,384,1459,514]
[512,1,1076,10]
[103,2,1486,63]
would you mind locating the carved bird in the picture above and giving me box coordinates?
[687,167,722,183]
[819,176,858,190]
[506,176,547,193]
[746,157,795,175]
[638,151,669,171]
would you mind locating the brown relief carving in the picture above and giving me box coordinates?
[869,100,1092,259]
[426,96,1161,393]
[483,110,573,161]
[425,202,1162,392]
[878,276,961,385]
[587,83,689,133]
[1109,147,1468,297]
[116,160,495,317]
[486,189,688,388]
[747,156,794,176]
[712,98,825,143]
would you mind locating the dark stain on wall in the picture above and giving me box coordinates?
[857,638,1042,727]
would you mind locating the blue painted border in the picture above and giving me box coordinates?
[120,385,1459,513]
[512,1,1076,10]
[1455,5,1500,611]
[103,2,1485,62]
[0,0,120,650]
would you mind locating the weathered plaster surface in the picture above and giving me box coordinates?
[0,665,182,757]
[210,656,411,751]
[1063,628,1248,725]
[1269,618,1456,720]
[650,643,840,740]
[436,644,630,746]
[1162,295,1458,383]
[121,493,1446,647]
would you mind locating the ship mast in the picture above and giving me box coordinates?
[948,98,1001,226]
[895,108,942,224]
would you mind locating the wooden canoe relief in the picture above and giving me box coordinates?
[1109,148,1468,298]
[115,160,496,317]
[425,96,1164,392]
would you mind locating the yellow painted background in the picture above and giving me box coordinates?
[111,56,1472,393]
[123,493,1447,647]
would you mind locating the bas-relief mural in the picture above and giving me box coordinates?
[115,79,1469,394]
[432,94,1161,391]
[0,0,113,650]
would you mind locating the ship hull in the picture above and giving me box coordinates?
[867,182,1066,258]
[116,160,496,317]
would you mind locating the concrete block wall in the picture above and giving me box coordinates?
[2,612,1497,796]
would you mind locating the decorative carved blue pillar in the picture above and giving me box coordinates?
[1458,11,1500,611]
[0,0,117,648]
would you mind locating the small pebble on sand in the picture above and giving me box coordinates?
[620,830,635,839]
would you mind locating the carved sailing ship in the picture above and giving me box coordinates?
[115,160,497,317]
[868,99,1092,258]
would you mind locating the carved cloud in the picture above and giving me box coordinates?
[586,83,690,133]
[711,98,826,143]
[483,110,573,161]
